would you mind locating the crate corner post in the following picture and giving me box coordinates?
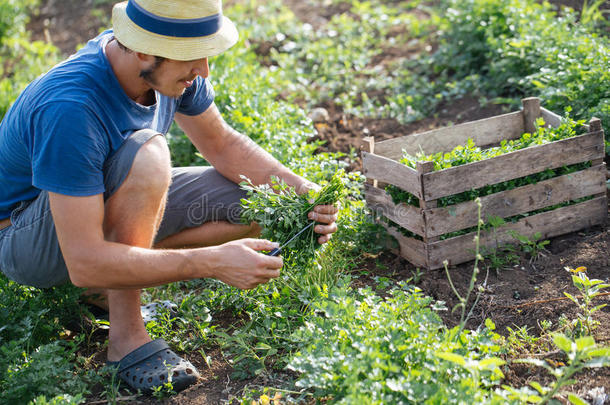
[522,97,541,133]
[361,136,378,187]
[416,160,437,268]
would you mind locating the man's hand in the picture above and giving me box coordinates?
[211,238,283,289]
[297,181,339,244]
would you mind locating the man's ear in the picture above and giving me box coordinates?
[135,52,157,66]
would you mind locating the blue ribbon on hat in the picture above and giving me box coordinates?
[126,0,223,38]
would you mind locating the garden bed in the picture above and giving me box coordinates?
[362,97,607,269]
[7,0,609,403]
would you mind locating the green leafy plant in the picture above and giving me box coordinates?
[563,266,610,336]
[505,325,549,357]
[508,231,550,264]
[480,215,520,273]
[28,394,85,405]
[240,171,346,270]
[579,0,610,30]
[288,284,506,403]
[150,366,177,400]
[0,278,95,404]
[399,115,584,172]
[0,0,59,120]
[501,334,610,404]
[430,0,610,151]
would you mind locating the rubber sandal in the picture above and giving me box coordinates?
[107,338,199,393]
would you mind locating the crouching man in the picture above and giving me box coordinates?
[0,0,337,393]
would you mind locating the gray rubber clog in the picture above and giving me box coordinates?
[107,338,199,393]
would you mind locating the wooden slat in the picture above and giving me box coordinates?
[540,107,592,132]
[426,197,607,269]
[540,107,562,128]
[362,151,421,198]
[422,131,605,201]
[424,165,607,237]
[380,222,428,268]
[374,111,524,161]
[364,184,425,236]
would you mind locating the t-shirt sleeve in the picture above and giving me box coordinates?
[31,102,109,196]
[177,76,215,116]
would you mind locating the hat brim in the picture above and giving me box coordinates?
[112,1,238,61]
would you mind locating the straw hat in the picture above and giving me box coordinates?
[112,0,238,61]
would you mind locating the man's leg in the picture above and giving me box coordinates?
[153,166,260,249]
[155,220,260,249]
[102,134,172,361]
[100,137,256,360]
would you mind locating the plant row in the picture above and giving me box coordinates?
[429,0,610,151]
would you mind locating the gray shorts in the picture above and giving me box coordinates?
[0,129,246,288]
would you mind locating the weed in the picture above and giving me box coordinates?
[444,198,489,336]
[150,371,176,400]
[409,267,423,284]
[481,245,520,273]
[580,0,610,29]
[99,365,121,405]
[563,266,610,336]
[481,215,520,273]
[508,230,550,264]
[505,325,548,356]
[538,319,553,333]
[502,334,610,404]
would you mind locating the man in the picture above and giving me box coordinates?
[0,0,338,393]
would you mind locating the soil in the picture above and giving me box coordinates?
[26,0,610,403]
[28,0,114,56]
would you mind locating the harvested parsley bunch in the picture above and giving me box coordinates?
[240,171,345,269]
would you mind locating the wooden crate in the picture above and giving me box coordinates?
[361,97,607,269]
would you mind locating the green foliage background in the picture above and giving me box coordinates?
[430,0,610,150]
[0,0,58,120]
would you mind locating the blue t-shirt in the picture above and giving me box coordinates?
[0,30,214,220]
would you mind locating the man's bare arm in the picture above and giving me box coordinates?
[49,192,282,289]
[175,103,311,190]
[175,103,339,242]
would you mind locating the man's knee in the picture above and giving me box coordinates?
[127,134,172,194]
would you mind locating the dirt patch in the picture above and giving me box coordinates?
[28,0,113,56]
[282,0,353,29]
[310,96,509,171]
[352,224,610,338]
[417,226,610,336]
